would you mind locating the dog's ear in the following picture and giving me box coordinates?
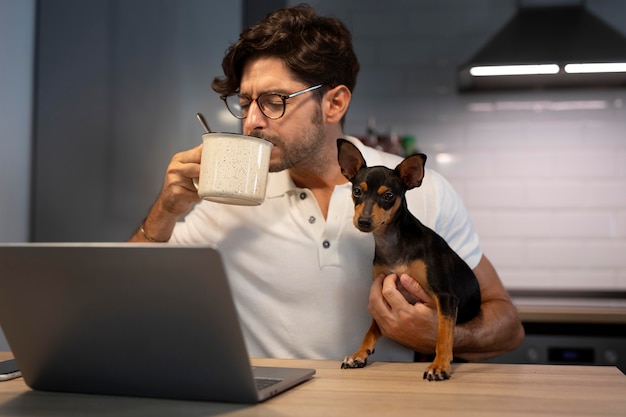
[337,139,367,181]
[396,153,427,189]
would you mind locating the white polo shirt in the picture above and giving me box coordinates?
[170,136,482,362]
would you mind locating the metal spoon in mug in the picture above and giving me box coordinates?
[196,113,212,134]
[192,113,211,192]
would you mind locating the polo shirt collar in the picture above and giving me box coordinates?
[266,170,296,199]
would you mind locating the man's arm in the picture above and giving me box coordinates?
[129,145,203,242]
[368,255,525,361]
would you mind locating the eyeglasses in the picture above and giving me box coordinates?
[221,84,324,120]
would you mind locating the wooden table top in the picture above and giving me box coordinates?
[1,352,625,416]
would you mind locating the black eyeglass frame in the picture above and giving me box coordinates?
[221,84,325,120]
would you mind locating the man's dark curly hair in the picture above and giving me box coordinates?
[212,4,360,98]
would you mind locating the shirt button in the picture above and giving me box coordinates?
[308,216,316,224]
[299,192,307,200]
[322,240,330,249]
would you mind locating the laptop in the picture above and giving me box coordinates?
[0,243,315,403]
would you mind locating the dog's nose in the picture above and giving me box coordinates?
[357,217,372,230]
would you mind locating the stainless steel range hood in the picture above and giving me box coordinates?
[458,5,626,91]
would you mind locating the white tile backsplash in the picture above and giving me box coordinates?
[526,240,589,268]
[492,211,616,238]
[502,268,620,290]
[494,151,554,178]
[527,181,598,208]
[617,211,626,237]
[299,0,626,291]
[618,269,626,287]
[465,180,528,208]
[479,239,526,267]
[554,149,619,178]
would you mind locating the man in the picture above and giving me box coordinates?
[130,4,524,362]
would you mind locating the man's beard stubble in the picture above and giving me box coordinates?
[249,107,327,175]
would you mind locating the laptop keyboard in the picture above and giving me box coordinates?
[255,377,282,391]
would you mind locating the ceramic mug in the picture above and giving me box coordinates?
[193,133,272,206]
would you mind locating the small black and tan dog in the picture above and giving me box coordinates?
[337,139,481,381]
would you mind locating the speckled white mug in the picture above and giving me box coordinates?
[194,133,272,205]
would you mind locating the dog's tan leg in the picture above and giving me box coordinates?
[341,319,381,368]
[424,308,455,381]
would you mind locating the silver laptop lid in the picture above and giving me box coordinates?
[0,243,313,403]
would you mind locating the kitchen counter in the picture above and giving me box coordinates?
[491,290,626,370]
[511,290,626,324]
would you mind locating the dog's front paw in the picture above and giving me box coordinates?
[423,362,451,381]
[341,356,367,369]
[341,349,373,369]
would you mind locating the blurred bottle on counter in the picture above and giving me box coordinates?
[388,130,404,156]
[353,117,417,157]
[366,116,380,149]
[401,135,417,156]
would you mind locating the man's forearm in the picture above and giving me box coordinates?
[453,299,525,362]
[129,201,179,243]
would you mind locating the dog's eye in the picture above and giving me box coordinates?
[382,191,395,202]
[353,187,363,198]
